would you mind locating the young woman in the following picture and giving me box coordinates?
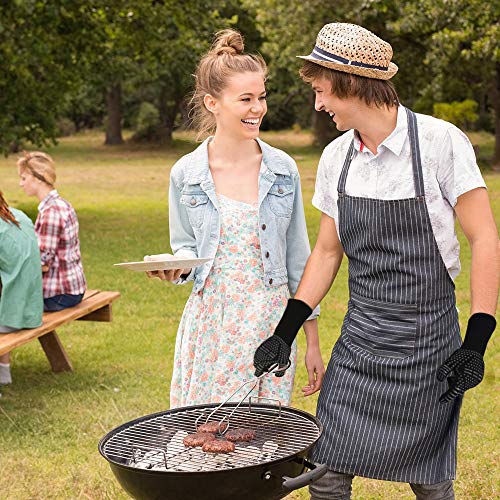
[146,29,324,408]
[0,192,43,384]
[18,152,86,312]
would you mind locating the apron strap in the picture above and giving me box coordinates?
[337,140,355,194]
[337,108,425,198]
[406,107,425,198]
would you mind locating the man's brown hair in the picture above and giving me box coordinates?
[300,61,399,108]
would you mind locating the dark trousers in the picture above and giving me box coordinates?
[44,293,84,312]
[309,469,454,500]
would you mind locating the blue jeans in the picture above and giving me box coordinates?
[44,293,84,312]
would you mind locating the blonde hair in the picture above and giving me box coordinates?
[190,29,268,140]
[17,151,56,186]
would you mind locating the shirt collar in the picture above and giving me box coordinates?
[38,189,58,211]
[353,104,408,157]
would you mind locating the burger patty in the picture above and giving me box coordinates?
[202,439,235,454]
[183,432,216,447]
[197,421,228,434]
[225,428,256,442]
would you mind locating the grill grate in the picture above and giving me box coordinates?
[102,405,320,473]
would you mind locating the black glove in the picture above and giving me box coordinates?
[437,313,496,403]
[254,298,312,377]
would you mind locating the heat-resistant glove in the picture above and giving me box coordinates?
[437,313,496,403]
[254,298,312,377]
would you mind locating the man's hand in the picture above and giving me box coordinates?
[437,313,495,403]
[437,349,484,403]
[254,336,291,377]
[253,298,312,377]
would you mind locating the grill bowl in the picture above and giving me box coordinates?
[99,402,326,500]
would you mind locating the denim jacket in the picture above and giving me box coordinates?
[168,137,319,319]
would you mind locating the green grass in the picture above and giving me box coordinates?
[0,129,498,499]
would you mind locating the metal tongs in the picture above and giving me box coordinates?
[195,362,289,435]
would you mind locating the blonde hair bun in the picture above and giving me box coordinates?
[190,28,267,139]
[211,29,244,56]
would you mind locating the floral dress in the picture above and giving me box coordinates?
[170,194,297,408]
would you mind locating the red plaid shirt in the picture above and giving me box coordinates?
[35,190,86,298]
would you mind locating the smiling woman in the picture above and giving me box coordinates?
[144,28,324,412]
[189,29,268,141]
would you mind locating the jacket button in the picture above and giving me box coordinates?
[190,198,197,206]
[261,224,266,230]
[269,279,273,285]
[265,251,269,258]
[278,187,284,194]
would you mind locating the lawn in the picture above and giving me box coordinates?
[0,129,498,499]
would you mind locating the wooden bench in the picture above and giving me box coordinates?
[0,289,120,373]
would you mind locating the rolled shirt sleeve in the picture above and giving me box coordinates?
[36,207,63,267]
[169,166,198,284]
[437,125,486,207]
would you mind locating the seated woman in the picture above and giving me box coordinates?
[0,192,43,385]
[17,152,86,311]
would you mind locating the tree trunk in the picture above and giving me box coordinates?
[178,98,190,130]
[493,63,500,167]
[312,109,338,148]
[105,83,123,145]
[310,90,339,147]
[156,88,181,145]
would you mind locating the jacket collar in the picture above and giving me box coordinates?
[184,137,291,185]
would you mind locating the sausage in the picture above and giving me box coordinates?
[201,439,235,453]
[183,432,216,447]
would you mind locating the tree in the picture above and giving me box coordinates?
[0,1,92,154]
[133,0,263,144]
[245,0,425,146]
[391,0,500,164]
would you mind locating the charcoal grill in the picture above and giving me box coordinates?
[99,402,326,500]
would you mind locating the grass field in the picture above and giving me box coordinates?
[0,129,498,499]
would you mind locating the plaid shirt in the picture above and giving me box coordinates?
[35,190,86,298]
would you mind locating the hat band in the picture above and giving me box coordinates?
[312,45,389,71]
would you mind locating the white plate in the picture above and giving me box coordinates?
[114,257,212,272]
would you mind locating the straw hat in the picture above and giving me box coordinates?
[298,23,398,80]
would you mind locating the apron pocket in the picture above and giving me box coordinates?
[346,293,417,359]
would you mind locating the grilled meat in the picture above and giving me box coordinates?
[225,428,256,442]
[201,439,235,454]
[197,421,228,434]
[183,432,216,447]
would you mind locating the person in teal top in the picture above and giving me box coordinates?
[0,191,43,384]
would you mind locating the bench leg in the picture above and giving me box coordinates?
[77,303,113,322]
[38,331,73,373]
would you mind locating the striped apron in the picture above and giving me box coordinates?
[311,108,462,484]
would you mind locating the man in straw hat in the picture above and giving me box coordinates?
[254,23,498,498]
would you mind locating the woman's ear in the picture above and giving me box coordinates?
[203,94,218,114]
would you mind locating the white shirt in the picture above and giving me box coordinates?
[312,105,486,280]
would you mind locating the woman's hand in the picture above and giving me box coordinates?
[302,345,325,396]
[144,254,191,282]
